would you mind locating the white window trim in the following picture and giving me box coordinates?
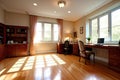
[35,22,59,43]
[89,6,120,44]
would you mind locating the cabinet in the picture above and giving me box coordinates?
[57,43,64,54]
[0,23,5,61]
[57,43,79,55]
[5,25,29,57]
[6,25,28,44]
[85,44,120,72]
[0,23,5,44]
[109,47,120,71]
[0,45,5,61]
[6,44,28,57]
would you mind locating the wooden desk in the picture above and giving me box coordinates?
[57,43,79,55]
[85,44,120,71]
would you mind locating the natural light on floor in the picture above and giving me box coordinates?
[1,54,66,74]
[35,56,45,68]
[0,68,6,75]
[45,55,57,66]
[52,55,66,64]
[23,56,35,70]
[7,57,27,73]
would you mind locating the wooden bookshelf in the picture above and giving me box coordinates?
[0,23,5,44]
[5,25,29,57]
[6,25,28,44]
[0,23,6,61]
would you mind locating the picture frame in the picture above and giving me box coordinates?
[80,27,83,34]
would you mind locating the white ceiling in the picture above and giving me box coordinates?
[0,0,112,21]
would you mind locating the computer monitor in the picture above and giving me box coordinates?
[97,38,104,44]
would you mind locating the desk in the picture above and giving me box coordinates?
[85,44,120,71]
[57,43,79,55]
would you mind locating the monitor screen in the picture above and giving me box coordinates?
[97,38,104,44]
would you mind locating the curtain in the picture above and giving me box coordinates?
[57,19,63,43]
[29,15,37,55]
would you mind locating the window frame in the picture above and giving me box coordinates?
[89,6,120,43]
[35,22,59,43]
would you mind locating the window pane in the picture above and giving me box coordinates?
[34,23,42,43]
[91,18,98,43]
[53,24,59,41]
[111,9,120,41]
[99,15,109,41]
[44,23,51,41]
[86,22,90,38]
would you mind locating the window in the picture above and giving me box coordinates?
[53,24,59,41]
[99,14,109,41]
[34,22,59,43]
[91,18,98,42]
[89,7,120,43]
[44,23,52,41]
[34,23,42,43]
[111,9,120,41]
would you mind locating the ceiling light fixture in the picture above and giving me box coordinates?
[58,0,66,8]
[68,11,71,13]
[33,3,37,6]
[54,11,56,13]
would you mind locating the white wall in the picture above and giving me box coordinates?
[34,43,57,54]
[74,17,86,43]
[0,6,4,23]
[37,16,57,23]
[63,20,74,42]
[4,11,29,26]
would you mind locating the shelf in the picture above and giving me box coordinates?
[16,28,27,34]
[0,23,5,44]
[0,27,4,33]
[7,34,27,37]
[6,25,28,44]
[6,28,15,33]
[6,43,27,45]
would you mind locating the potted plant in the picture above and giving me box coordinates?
[87,37,91,44]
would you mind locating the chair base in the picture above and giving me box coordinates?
[79,56,95,64]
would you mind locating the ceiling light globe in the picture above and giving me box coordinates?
[58,1,66,8]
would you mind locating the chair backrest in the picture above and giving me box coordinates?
[64,40,70,47]
[78,40,85,56]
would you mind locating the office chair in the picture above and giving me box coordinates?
[64,40,70,55]
[78,40,95,64]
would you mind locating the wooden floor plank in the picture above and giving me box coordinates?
[0,53,120,80]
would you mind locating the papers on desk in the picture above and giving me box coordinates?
[93,43,104,46]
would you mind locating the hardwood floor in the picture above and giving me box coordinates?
[0,53,120,80]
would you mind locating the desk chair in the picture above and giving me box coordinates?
[64,40,70,55]
[78,40,95,64]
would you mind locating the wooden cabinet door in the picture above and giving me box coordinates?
[0,45,5,61]
[109,47,120,68]
[57,43,64,54]
[6,44,28,57]
[16,44,28,56]
[6,45,16,57]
